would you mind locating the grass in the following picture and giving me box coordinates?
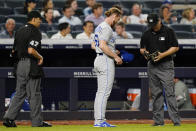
[0,124,196,131]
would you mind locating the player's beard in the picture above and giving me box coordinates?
[111,20,117,29]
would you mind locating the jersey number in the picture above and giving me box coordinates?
[94,34,99,47]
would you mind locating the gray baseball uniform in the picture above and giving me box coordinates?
[93,21,116,125]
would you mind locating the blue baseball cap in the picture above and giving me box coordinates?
[120,50,134,63]
[163,0,172,4]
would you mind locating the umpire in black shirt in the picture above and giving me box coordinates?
[3,11,51,127]
[140,13,181,126]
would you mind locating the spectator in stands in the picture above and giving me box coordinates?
[174,78,194,110]
[114,21,134,39]
[65,0,84,17]
[160,5,177,25]
[51,22,73,39]
[125,3,147,25]
[0,18,15,38]
[24,0,37,15]
[85,3,104,26]
[41,0,61,18]
[58,5,82,26]
[43,8,55,25]
[162,0,173,10]
[42,8,55,25]
[83,0,96,17]
[180,8,196,25]
[76,21,94,39]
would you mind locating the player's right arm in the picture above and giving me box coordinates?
[99,40,122,65]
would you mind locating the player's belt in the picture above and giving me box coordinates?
[97,53,103,56]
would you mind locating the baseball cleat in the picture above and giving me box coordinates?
[151,123,164,126]
[3,118,17,127]
[94,121,116,127]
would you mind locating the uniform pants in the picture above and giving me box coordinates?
[94,54,115,124]
[4,59,43,126]
[148,60,180,124]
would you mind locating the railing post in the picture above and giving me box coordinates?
[69,78,78,111]
[0,79,5,120]
[140,78,149,111]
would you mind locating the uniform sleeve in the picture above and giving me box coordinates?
[140,33,147,48]
[168,29,178,47]
[99,27,112,42]
[28,30,41,51]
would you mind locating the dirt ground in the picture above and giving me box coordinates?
[0,119,196,126]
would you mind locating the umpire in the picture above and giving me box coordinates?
[140,13,181,126]
[3,11,51,127]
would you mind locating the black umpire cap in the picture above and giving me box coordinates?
[27,11,42,21]
[147,13,160,28]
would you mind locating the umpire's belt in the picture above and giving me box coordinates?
[20,57,30,61]
[97,53,103,56]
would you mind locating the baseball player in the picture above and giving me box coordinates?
[3,11,51,127]
[91,7,122,127]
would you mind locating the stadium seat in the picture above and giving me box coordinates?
[15,23,24,31]
[54,16,62,23]
[122,8,130,16]
[0,15,7,23]
[71,30,82,38]
[153,8,160,14]
[51,23,59,30]
[47,30,58,38]
[0,23,5,32]
[142,8,152,14]
[40,23,56,33]
[77,0,87,8]
[119,1,140,9]
[36,1,43,9]
[175,31,193,39]
[8,15,27,24]
[0,1,5,7]
[143,1,162,9]
[173,9,184,17]
[73,25,83,32]
[5,0,24,8]
[128,31,142,38]
[14,7,25,15]
[170,24,194,32]
[0,7,13,15]
[126,24,147,33]
[100,1,117,8]
[53,1,66,9]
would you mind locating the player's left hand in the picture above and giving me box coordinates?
[154,52,164,62]
[115,50,120,55]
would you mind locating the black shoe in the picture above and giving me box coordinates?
[38,121,52,127]
[3,118,17,127]
[152,123,164,126]
[174,123,181,126]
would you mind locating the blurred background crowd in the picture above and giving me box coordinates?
[1,0,196,39]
